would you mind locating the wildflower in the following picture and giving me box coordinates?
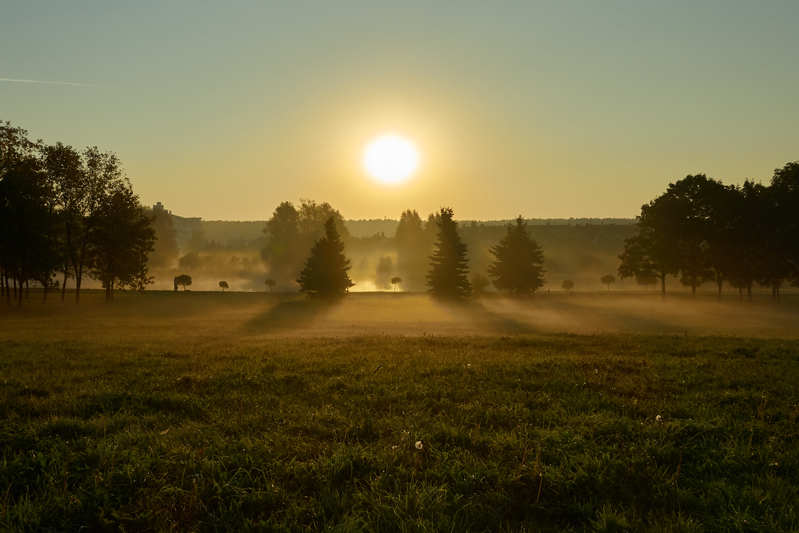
[593,368,599,375]
[391,445,399,451]
[655,415,663,423]
[415,440,424,450]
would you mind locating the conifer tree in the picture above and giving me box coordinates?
[297,217,354,298]
[488,216,545,296]
[427,207,470,298]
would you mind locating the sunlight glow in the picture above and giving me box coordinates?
[362,134,420,184]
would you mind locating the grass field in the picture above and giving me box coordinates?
[1,292,798,531]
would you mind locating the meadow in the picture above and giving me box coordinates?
[1,292,798,531]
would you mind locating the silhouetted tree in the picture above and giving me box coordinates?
[89,182,155,302]
[427,208,470,299]
[724,181,767,300]
[262,200,349,289]
[487,216,544,296]
[619,194,681,296]
[601,274,615,290]
[297,217,354,298]
[0,154,60,305]
[395,209,428,290]
[41,142,83,300]
[174,274,192,291]
[561,279,574,292]
[390,276,402,291]
[219,280,229,291]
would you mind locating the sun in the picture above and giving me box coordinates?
[362,133,420,184]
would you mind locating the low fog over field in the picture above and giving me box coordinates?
[3,292,797,342]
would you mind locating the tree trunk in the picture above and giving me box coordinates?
[716,278,723,298]
[691,283,697,297]
[105,280,113,302]
[12,277,17,299]
[75,270,82,304]
[25,280,29,299]
[17,277,23,307]
[61,268,68,301]
[747,282,752,301]
[660,273,666,298]
[42,281,48,303]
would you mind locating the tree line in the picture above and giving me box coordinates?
[619,164,799,299]
[0,121,154,305]
[291,207,546,299]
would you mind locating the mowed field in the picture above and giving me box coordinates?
[1,292,798,531]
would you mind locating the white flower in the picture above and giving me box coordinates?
[593,368,599,375]
[655,415,663,423]
[415,440,424,450]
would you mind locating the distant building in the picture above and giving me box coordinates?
[153,201,171,215]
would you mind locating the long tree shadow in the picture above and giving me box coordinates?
[243,297,338,334]
[442,300,541,335]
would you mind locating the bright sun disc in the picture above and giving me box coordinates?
[363,134,419,184]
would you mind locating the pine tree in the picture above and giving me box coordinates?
[297,217,354,298]
[488,216,545,296]
[427,207,470,298]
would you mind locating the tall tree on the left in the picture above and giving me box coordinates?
[0,122,60,305]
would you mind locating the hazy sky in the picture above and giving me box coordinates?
[2,1,797,220]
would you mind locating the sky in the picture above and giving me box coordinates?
[2,1,798,221]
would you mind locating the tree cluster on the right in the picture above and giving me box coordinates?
[619,162,799,298]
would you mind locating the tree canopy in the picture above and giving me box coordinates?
[487,216,545,296]
[427,208,471,299]
[297,217,354,298]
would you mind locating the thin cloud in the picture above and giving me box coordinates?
[0,77,97,87]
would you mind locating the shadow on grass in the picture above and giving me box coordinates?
[441,300,541,335]
[242,297,338,333]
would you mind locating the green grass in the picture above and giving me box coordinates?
[1,293,798,531]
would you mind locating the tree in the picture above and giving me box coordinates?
[395,209,428,290]
[262,200,349,289]
[561,279,574,292]
[390,276,402,291]
[762,162,799,297]
[470,272,490,296]
[0,153,60,305]
[427,208,471,299]
[219,280,229,291]
[487,216,545,296]
[41,142,83,300]
[174,274,192,291]
[297,217,354,298]
[618,199,681,297]
[45,145,127,303]
[264,278,276,292]
[375,256,393,290]
[89,182,155,302]
[601,274,615,290]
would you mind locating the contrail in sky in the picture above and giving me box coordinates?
[0,77,97,87]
